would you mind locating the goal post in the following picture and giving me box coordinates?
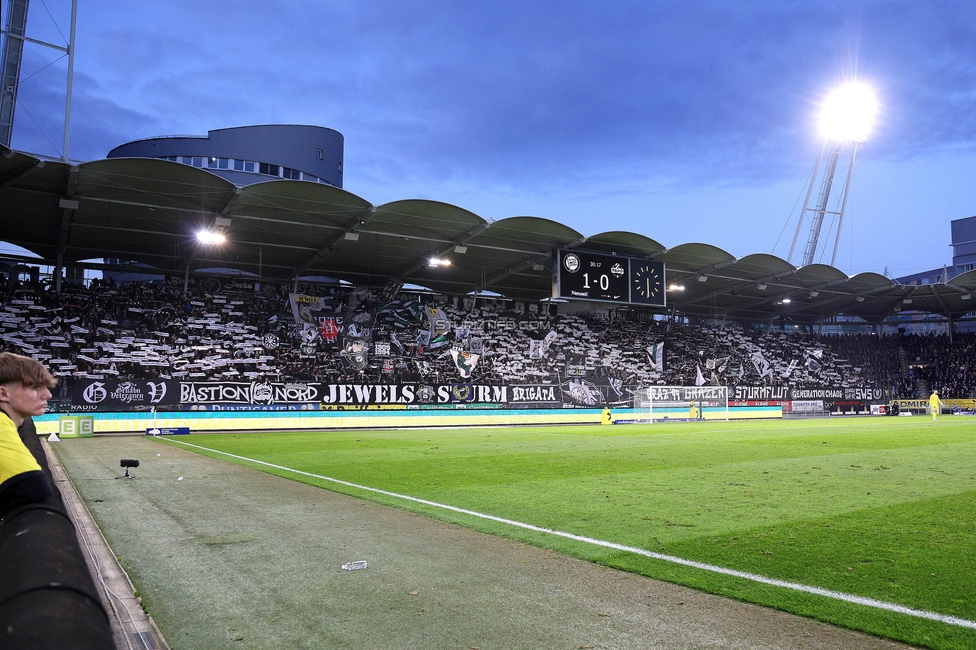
[634,385,729,422]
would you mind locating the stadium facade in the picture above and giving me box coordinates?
[107,124,344,188]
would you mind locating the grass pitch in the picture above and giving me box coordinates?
[167,416,976,649]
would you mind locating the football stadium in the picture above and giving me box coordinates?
[3,5,976,650]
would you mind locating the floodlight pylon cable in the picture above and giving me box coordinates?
[772,159,817,259]
[38,0,69,46]
[15,96,62,158]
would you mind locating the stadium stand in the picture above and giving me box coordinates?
[2,273,974,400]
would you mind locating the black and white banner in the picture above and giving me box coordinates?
[72,380,180,410]
[730,385,884,402]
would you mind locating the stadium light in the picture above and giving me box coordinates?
[196,229,226,245]
[427,257,450,268]
[782,297,792,304]
[667,283,685,292]
[819,83,877,143]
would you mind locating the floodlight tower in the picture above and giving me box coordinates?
[788,83,877,267]
[0,0,79,159]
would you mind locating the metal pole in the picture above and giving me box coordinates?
[829,143,858,268]
[788,143,825,264]
[61,0,77,161]
[802,145,842,266]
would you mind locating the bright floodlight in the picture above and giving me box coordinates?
[196,229,226,245]
[427,257,450,267]
[819,83,877,142]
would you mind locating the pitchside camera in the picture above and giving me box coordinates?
[117,459,140,479]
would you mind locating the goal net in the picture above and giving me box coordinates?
[633,385,729,422]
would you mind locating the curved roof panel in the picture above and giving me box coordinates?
[460,216,583,298]
[582,231,666,258]
[2,147,974,321]
[793,263,849,285]
[660,243,736,274]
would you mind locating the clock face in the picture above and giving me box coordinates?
[631,262,666,306]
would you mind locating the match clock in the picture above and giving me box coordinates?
[631,261,666,306]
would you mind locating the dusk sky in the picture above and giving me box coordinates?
[7,1,976,278]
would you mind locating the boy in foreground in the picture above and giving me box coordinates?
[0,352,56,518]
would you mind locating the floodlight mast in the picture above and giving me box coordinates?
[788,83,875,268]
[0,0,78,159]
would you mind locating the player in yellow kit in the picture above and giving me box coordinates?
[929,389,942,422]
[0,352,56,519]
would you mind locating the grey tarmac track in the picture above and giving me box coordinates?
[53,436,917,650]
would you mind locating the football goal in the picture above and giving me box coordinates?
[633,385,729,422]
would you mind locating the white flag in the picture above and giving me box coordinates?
[695,364,706,386]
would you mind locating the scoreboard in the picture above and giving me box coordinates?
[553,250,666,306]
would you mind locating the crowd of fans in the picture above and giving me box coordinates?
[1,273,974,400]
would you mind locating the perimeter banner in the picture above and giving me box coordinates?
[72,379,180,410]
[178,381,512,406]
[731,386,884,402]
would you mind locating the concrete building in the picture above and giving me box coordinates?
[107,124,343,188]
[896,215,976,286]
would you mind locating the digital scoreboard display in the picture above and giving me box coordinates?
[554,250,666,307]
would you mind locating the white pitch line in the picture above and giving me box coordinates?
[162,437,976,630]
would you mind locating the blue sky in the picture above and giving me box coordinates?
[7,1,976,277]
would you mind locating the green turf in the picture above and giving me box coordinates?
[164,417,976,649]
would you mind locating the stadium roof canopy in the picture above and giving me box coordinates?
[3,146,976,324]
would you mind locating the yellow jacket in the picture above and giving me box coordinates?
[0,411,42,486]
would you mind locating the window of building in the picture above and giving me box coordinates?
[282,167,301,180]
[316,148,324,160]
[259,163,280,177]
[192,157,204,168]
[233,159,244,171]
[302,173,319,183]
[244,161,255,172]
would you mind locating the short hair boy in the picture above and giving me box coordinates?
[0,352,57,518]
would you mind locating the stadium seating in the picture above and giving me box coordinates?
[1,274,973,399]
